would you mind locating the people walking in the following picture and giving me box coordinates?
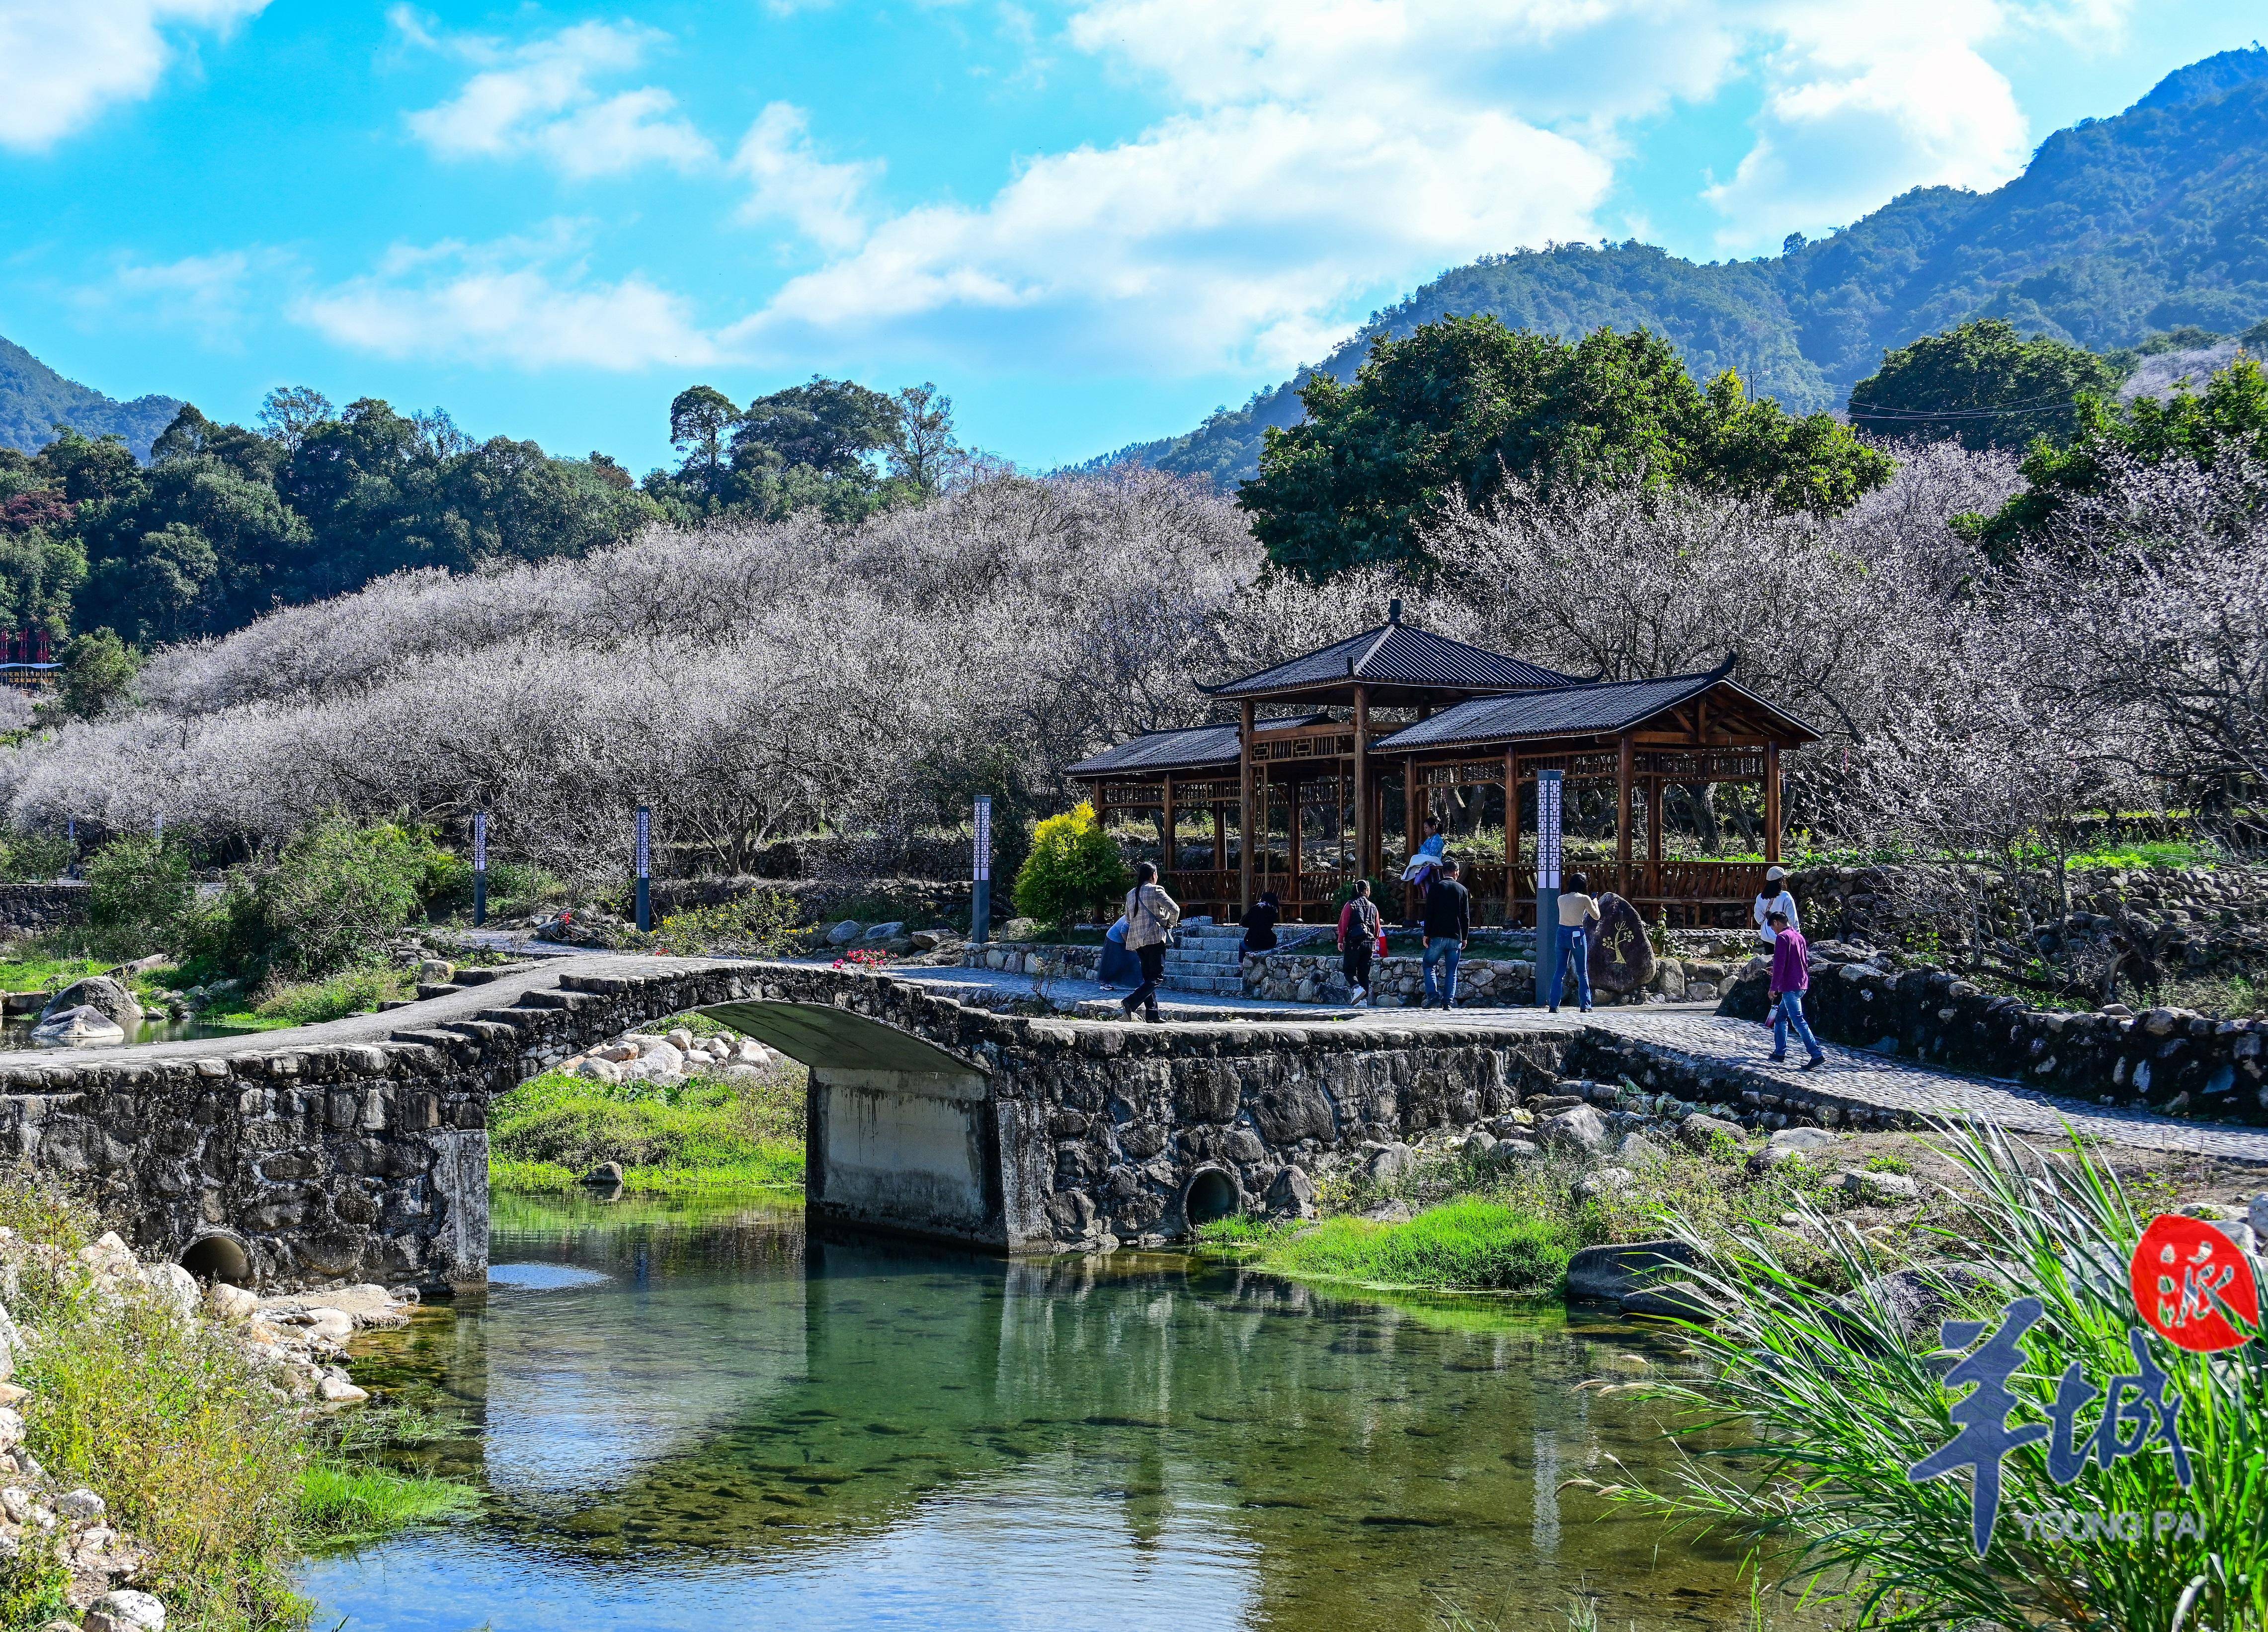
[1753,865,1799,949]
[1096,912,1138,990]
[1119,862,1181,1023]
[1399,815,1447,924]
[1765,909,1826,1069]
[1420,858,1470,1009]
[1548,870,1599,1013]
[1337,880,1380,1005]
[1240,890,1281,959]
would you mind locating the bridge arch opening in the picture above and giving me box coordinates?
[181,1231,250,1286]
[1183,1165,1242,1228]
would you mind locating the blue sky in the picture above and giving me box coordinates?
[0,0,2260,475]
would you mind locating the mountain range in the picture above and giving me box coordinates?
[1113,46,2268,484]
[0,334,181,463]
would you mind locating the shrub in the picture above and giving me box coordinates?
[0,829,70,884]
[249,966,414,1026]
[652,889,801,955]
[199,816,449,980]
[1013,802,1128,928]
[83,834,196,958]
[489,1061,807,1187]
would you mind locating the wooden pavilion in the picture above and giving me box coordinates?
[1066,608,1820,927]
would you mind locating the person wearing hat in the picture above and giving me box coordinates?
[1753,866,1799,949]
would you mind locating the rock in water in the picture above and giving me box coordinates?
[39,976,141,1028]
[29,1006,127,1047]
[1587,894,1655,995]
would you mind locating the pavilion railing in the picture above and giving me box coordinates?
[1165,858,1774,931]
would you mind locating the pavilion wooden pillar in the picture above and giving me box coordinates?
[1238,700,1256,911]
[1161,773,1177,889]
[1504,749,1519,927]
[1403,754,1421,921]
[1645,773,1664,906]
[1353,686,1373,884]
[1616,734,1634,897]
[1212,806,1225,871]
[1764,741,1782,867]
[1287,775,1303,910]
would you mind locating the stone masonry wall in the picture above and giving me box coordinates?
[1720,943,2268,1122]
[0,882,89,936]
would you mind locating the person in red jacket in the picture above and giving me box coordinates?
[1337,880,1380,1006]
[1767,910,1826,1069]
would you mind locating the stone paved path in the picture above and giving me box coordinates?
[892,965,2268,1166]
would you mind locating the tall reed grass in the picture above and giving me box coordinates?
[1630,1118,2267,1631]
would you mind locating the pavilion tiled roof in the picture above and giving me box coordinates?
[1201,621,1577,698]
[1067,714,1332,777]
[1371,669,1818,753]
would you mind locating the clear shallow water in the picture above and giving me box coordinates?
[306,1193,1803,1632]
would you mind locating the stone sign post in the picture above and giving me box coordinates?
[634,805,651,933]
[972,796,993,946]
[1535,770,1562,1006]
[472,811,488,928]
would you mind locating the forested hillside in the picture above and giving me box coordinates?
[0,335,180,462]
[1115,46,2268,482]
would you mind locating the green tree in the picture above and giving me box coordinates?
[255,385,335,451]
[203,816,440,979]
[83,833,194,957]
[1013,803,1129,929]
[1239,317,1892,577]
[1970,354,2268,555]
[733,378,898,479]
[887,383,963,495]
[1846,320,2126,450]
[54,628,140,720]
[668,386,738,494]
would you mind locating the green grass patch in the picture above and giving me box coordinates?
[0,954,109,993]
[1241,1201,1574,1295]
[488,1061,808,1191]
[297,1461,478,1551]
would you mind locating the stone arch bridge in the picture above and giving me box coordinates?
[0,956,1590,1290]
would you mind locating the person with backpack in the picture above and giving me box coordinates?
[1420,857,1470,1008]
[1337,879,1380,1006]
[1119,862,1181,1023]
[1240,890,1281,959]
[1766,908,1826,1069]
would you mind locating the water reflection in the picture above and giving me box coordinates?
[309,1193,1802,1632]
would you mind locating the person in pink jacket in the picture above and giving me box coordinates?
[1766,910,1826,1069]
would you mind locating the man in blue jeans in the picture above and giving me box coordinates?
[1421,858,1470,1008]
[1766,909,1826,1069]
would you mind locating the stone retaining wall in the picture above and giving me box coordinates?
[0,882,89,935]
[1720,943,2268,1122]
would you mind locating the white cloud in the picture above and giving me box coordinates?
[730,104,879,253]
[1700,0,2132,247]
[400,14,713,179]
[0,0,268,152]
[92,247,293,344]
[295,235,719,371]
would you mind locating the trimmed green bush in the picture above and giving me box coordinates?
[1013,802,1128,928]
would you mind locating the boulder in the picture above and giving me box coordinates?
[862,921,907,943]
[29,1004,127,1047]
[1266,1165,1317,1220]
[1565,1238,1699,1304]
[825,920,864,946]
[1834,1168,1921,1205]
[1836,1264,2000,1350]
[1001,917,1042,940]
[1538,1104,1612,1155]
[55,1489,103,1521]
[415,959,454,985]
[41,976,142,1028]
[1652,960,1688,1001]
[1461,1131,1498,1161]
[580,1161,626,1188]
[1574,1166,1635,1201]
[1484,1138,1542,1166]
[1363,1142,1417,1186]
[1768,1126,1838,1153]
[909,928,959,951]
[1747,1144,1811,1174]
[1678,1113,1744,1152]
[137,1262,199,1317]
[85,1590,166,1632]
[1617,1133,1669,1165]
[205,1284,259,1322]
[1586,894,1656,995]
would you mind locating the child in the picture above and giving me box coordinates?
[1399,815,1448,919]
[1766,909,1826,1069]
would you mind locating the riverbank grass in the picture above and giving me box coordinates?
[489,1059,806,1194]
[1201,1202,1572,1294]
[0,1178,473,1629]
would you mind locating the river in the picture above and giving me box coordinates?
[306,1192,1803,1632]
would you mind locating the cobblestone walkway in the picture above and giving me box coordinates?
[891,965,2268,1165]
